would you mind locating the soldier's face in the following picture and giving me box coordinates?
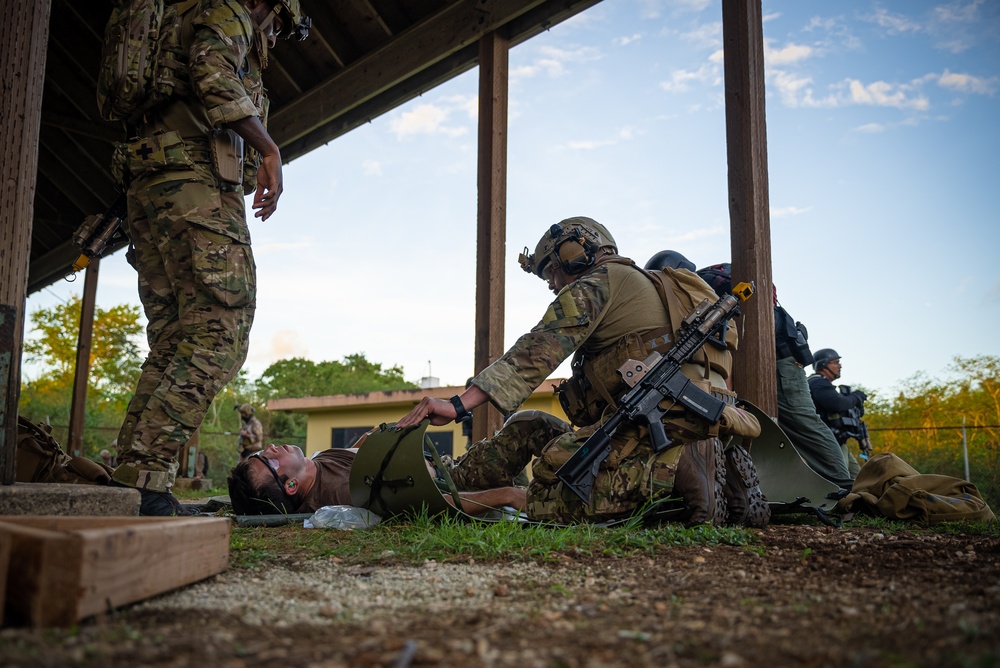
[253,444,307,489]
[249,1,285,48]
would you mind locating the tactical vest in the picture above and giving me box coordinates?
[557,260,737,427]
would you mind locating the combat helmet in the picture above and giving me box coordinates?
[645,250,695,272]
[235,404,256,417]
[259,0,311,40]
[812,348,841,371]
[518,216,617,279]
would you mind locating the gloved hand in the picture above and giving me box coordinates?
[853,390,867,406]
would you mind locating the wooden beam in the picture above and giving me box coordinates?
[278,0,604,162]
[722,0,776,415]
[472,30,510,443]
[68,258,100,457]
[1,0,52,485]
[270,0,547,147]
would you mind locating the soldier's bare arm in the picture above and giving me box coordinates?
[396,386,489,429]
[227,116,282,220]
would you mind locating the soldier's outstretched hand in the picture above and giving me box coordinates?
[396,397,456,429]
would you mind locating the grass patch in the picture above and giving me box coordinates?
[173,485,228,500]
[228,511,757,569]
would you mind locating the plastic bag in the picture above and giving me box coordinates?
[303,505,382,530]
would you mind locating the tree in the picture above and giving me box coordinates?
[254,354,417,442]
[256,353,416,399]
[19,295,144,456]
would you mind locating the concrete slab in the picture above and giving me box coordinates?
[0,483,140,516]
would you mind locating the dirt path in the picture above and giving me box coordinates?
[1,523,997,667]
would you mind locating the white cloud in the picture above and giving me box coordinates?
[762,12,781,23]
[362,159,382,176]
[764,40,814,66]
[844,79,929,111]
[936,70,999,95]
[855,123,886,133]
[554,125,637,151]
[659,62,720,93]
[614,34,642,47]
[928,0,986,53]
[679,21,722,50]
[510,45,603,82]
[864,7,921,34]
[770,206,812,219]
[388,96,477,140]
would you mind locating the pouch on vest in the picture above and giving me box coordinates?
[127,130,195,176]
[211,129,245,185]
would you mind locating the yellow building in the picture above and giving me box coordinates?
[267,381,568,458]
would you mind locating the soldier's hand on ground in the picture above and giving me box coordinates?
[396,397,456,429]
[253,153,283,220]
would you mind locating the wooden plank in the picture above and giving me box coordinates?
[0,516,230,627]
[473,30,509,443]
[721,0,776,414]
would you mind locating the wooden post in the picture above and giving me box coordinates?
[68,258,101,457]
[722,0,777,415]
[473,30,509,442]
[0,0,53,484]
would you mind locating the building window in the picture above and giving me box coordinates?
[425,431,453,457]
[332,426,373,449]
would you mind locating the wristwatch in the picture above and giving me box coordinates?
[449,395,472,424]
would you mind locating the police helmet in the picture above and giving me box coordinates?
[645,250,695,272]
[518,216,617,279]
[812,348,841,371]
[696,263,732,298]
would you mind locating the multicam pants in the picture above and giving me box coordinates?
[112,162,255,492]
[447,410,684,523]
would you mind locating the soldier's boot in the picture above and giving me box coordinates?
[722,442,770,528]
[111,481,195,517]
[674,438,728,527]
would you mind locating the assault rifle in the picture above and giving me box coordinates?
[556,281,755,503]
[70,195,128,273]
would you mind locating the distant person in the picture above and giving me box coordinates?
[809,348,868,478]
[99,446,117,468]
[237,404,265,462]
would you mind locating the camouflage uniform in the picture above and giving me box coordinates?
[458,260,721,523]
[238,412,265,461]
[112,0,263,492]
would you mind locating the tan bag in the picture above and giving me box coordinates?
[16,416,113,485]
[839,453,995,523]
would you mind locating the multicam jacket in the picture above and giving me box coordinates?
[471,259,670,416]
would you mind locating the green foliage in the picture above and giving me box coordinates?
[865,355,1000,510]
[19,295,144,458]
[256,354,416,399]
[228,511,756,568]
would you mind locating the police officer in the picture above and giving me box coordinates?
[809,349,867,478]
[110,0,310,515]
[397,217,766,527]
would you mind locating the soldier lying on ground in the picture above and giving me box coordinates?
[226,442,525,517]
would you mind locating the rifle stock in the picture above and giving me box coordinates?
[556,281,754,503]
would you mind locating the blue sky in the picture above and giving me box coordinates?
[26,0,1000,399]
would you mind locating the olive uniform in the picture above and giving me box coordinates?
[112,0,263,493]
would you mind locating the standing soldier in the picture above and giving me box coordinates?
[236,404,265,462]
[108,0,310,515]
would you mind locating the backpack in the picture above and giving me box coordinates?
[96,0,199,123]
[16,416,113,485]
